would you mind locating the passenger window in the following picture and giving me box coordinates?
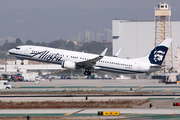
[15,47,20,50]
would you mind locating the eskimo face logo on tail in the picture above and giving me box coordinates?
[149,46,168,65]
[154,50,165,62]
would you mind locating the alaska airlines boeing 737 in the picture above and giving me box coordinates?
[8,38,172,76]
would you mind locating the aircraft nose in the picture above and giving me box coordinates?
[8,48,15,54]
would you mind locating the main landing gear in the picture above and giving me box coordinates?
[84,69,91,76]
[21,60,24,65]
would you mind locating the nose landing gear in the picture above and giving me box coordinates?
[84,69,91,76]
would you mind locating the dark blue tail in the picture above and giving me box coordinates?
[148,38,172,65]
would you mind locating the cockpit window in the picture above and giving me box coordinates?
[15,47,20,50]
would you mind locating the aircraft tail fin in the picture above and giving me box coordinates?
[133,38,172,65]
[146,38,172,65]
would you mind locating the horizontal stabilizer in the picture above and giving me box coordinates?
[150,65,165,69]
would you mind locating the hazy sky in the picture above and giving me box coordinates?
[0,0,180,10]
[0,0,180,43]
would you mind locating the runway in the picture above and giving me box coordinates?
[1,96,180,102]
[1,108,180,119]
[1,79,180,119]
[3,79,180,92]
[8,79,177,87]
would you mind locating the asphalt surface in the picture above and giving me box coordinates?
[1,96,180,102]
[2,79,180,92]
[1,78,180,119]
[8,79,171,86]
[1,108,180,119]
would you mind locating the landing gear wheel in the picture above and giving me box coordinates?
[84,71,91,76]
[88,71,91,76]
[21,62,24,65]
[84,71,88,76]
[21,60,24,65]
[84,69,91,76]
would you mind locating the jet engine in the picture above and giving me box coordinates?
[61,61,76,70]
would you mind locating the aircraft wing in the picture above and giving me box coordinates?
[76,48,108,69]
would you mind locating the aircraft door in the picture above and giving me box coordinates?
[25,48,29,55]
[137,63,141,71]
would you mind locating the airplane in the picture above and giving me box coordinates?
[8,38,172,76]
[113,48,121,57]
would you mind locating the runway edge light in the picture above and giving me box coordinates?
[98,111,120,116]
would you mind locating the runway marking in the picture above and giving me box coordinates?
[55,86,61,88]
[64,109,85,116]
[122,113,143,116]
[97,86,103,88]
[2,89,10,92]
[85,89,91,91]
[166,89,171,91]
[174,97,180,99]
[134,86,144,91]
[173,113,178,116]
[64,113,72,115]
[14,86,21,88]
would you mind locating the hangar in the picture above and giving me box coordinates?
[112,20,180,71]
[112,2,180,72]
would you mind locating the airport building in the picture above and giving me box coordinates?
[112,2,180,72]
[0,59,111,79]
[178,47,180,73]
[0,59,63,74]
[112,20,180,68]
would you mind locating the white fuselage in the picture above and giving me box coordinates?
[8,45,160,74]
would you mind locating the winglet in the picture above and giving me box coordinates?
[113,48,121,57]
[100,48,108,57]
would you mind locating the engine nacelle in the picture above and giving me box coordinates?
[61,61,76,70]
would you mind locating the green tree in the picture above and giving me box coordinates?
[35,42,41,46]
[15,38,23,45]
[78,41,104,54]
[25,39,34,45]
[42,42,48,46]
[48,40,66,48]
[78,41,112,56]
[1,42,17,50]
[65,41,74,50]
